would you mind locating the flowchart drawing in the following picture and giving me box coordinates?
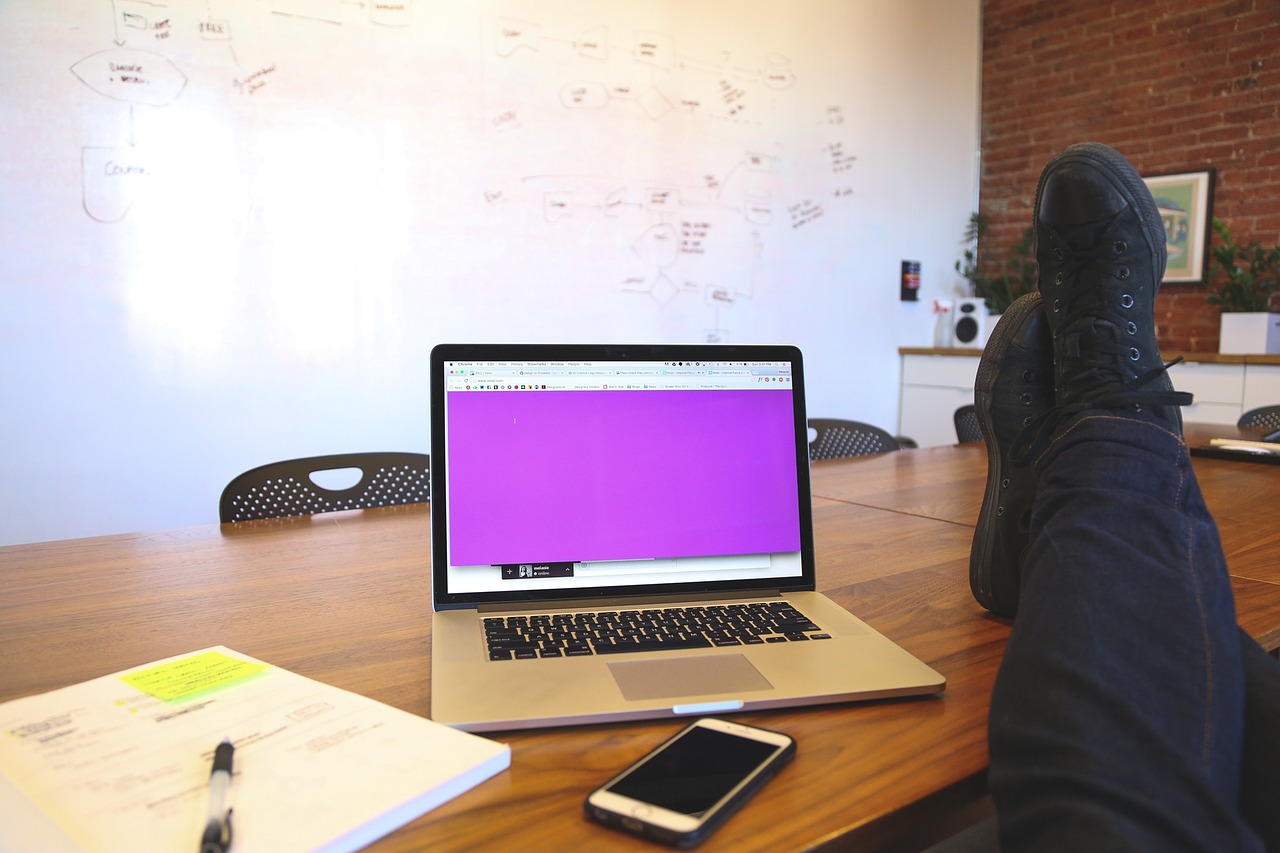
[82,146,149,222]
[71,0,415,223]
[70,48,187,107]
[471,8,865,343]
[481,14,825,340]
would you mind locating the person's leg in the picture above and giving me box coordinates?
[973,142,1272,851]
[987,410,1261,851]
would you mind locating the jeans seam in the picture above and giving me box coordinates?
[1033,412,1184,470]
[1177,444,1218,772]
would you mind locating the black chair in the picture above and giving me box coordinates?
[954,404,983,443]
[807,418,901,460]
[219,452,429,523]
[1238,405,1280,432]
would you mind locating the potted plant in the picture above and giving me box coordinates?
[954,213,1037,316]
[1207,217,1280,354]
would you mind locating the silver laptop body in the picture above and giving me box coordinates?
[429,343,944,732]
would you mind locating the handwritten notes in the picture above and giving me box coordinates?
[0,647,510,853]
[119,649,269,701]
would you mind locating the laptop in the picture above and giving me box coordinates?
[429,343,944,732]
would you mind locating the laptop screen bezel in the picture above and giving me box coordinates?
[429,342,817,610]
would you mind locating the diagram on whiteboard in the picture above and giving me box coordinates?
[54,0,862,343]
[68,0,413,222]
[480,16,858,341]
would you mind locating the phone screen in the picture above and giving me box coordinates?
[604,726,782,816]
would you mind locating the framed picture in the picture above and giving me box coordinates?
[1142,169,1214,284]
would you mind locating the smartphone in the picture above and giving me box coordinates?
[584,718,796,848]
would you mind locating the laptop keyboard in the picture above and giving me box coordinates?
[484,601,831,660]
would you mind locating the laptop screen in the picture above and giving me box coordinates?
[430,344,816,609]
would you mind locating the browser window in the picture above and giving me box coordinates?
[440,359,802,595]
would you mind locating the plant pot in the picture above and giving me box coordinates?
[1219,312,1280,355]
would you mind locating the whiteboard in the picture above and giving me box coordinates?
[0,0,980,545]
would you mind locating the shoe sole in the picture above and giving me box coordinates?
[969,292,1043,617]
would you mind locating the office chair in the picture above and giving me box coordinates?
[807,418,901,460]
[219,452,430,523]
[1238,405,1280,432]
[954,404,983,443]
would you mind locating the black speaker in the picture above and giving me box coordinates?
[952,298,986,348]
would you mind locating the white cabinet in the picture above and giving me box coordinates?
[1166,361,1245,426]
[898,351,980,448]
[1244,363,1280,413]
[900,350,1280,445]
[1168,358,1280,424]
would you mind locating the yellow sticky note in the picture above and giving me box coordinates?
[120,650,269,702]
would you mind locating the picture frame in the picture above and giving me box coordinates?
[1142,169,1214,284]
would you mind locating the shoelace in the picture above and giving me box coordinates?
[1011,230,1192,463]
[1010,361,1192,463]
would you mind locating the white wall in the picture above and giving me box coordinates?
[0,0,980,545]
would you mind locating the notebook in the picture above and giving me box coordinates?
[429,343,944,732]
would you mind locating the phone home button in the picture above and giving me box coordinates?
[630,804,653,819]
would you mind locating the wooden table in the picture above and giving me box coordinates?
[4,424,1279,852]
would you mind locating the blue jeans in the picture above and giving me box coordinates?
[988,412,1280,851]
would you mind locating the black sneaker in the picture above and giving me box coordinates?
[970,292,1053,618]
[1033,142,1191,427]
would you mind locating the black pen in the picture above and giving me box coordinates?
[200,739,234,853]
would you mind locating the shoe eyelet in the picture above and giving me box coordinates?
[1053,298,1062,312]
[1022,416,1034,426]
[1054,271,1065,286]
[1022,369,1035,381]
[1113,240,1127,254]
[1020,392,1034,406]
[1116,266,1131,280]
[996,506,1005,516]
[1001,478,1010,488]
[1127,321,1138,335]
[1053,247,1064,262]
[1129,347,1140,361]
[1121,294,1135,308]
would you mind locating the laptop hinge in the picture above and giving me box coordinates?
[474,590,783,614]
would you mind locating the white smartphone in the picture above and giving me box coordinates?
[583,717,796,848]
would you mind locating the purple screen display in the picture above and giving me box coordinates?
[445,389,802,566]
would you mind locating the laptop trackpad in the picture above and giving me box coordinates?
[608,655,773,701]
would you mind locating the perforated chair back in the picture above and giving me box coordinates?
[954,404,983,443]
[219,452,430,523]
[807,418,901,460]
[1238,405,1280,432]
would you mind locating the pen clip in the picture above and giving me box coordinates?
[201,807,233,853]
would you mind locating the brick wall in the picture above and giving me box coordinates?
[979,0,1280,353]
